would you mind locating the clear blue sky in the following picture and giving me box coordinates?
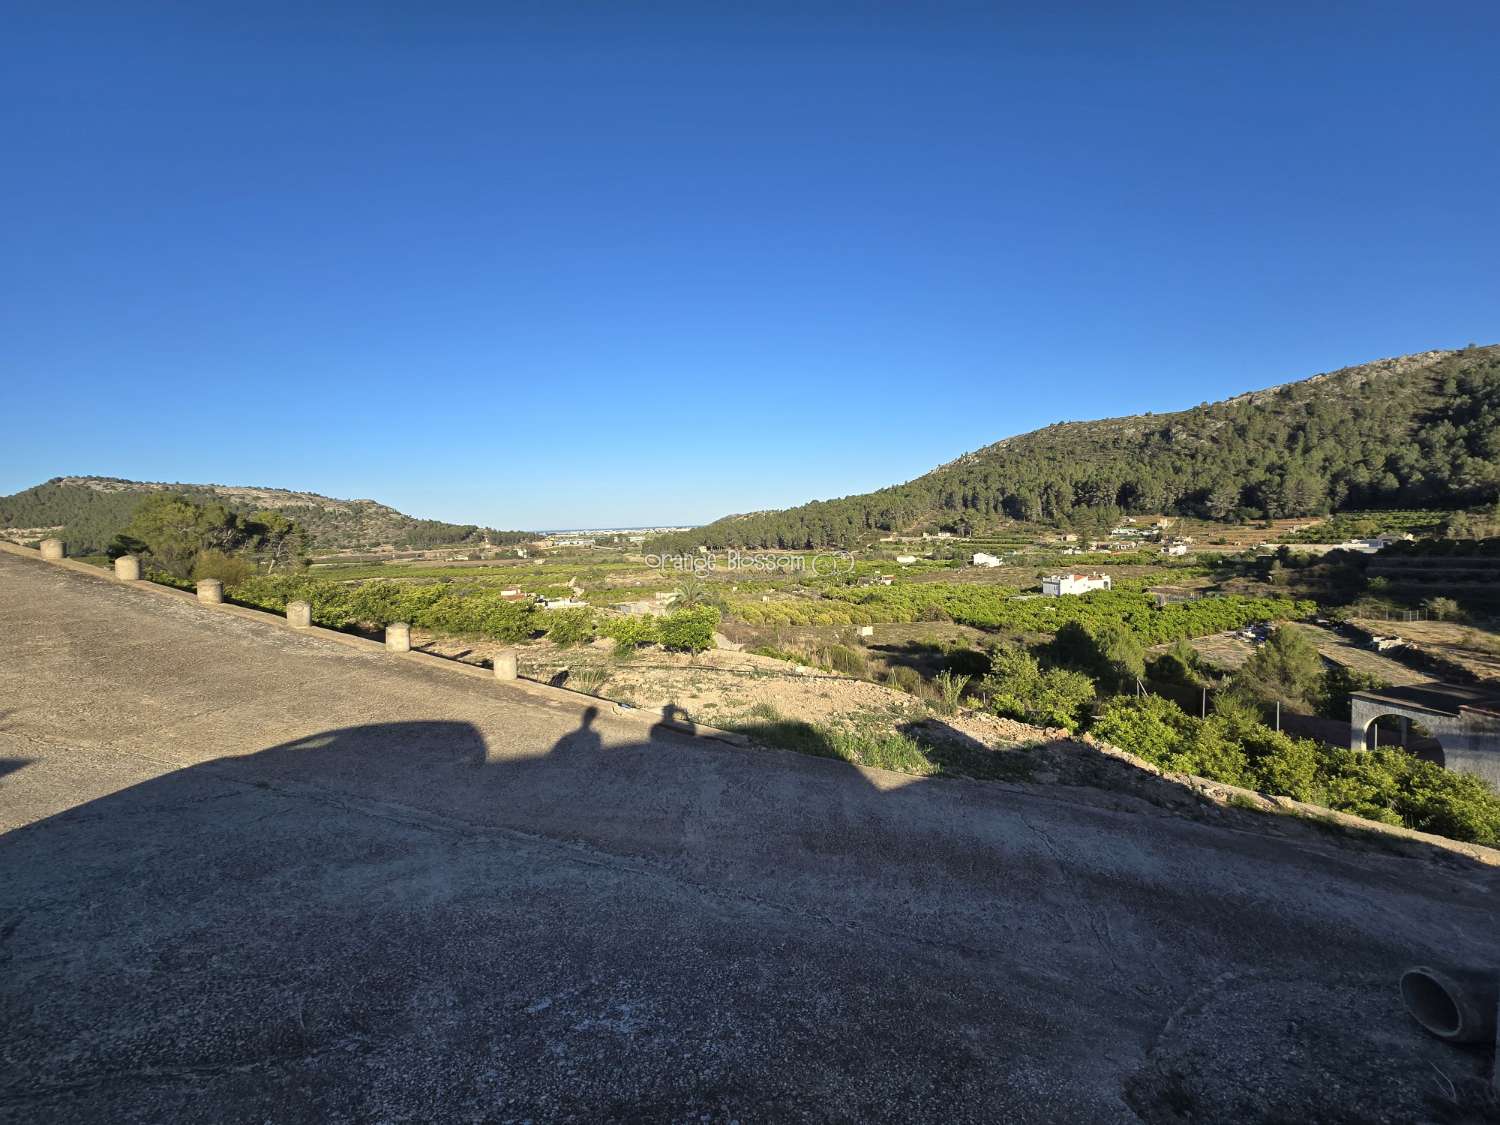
[3,2,1497,529]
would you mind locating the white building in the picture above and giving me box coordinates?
[1161,543,1189,556]
[972,552,1002,568]
[895,554,918,565]
[1041,572,1112,597]
[1340,534,1414,553]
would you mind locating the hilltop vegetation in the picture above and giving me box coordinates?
[653,345,1500,550]
[0,476,534,554]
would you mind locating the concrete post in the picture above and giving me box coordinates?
[114,555,141,582]
[196,579,224,605]
[286,600,312,628]
[385,622,411,653]
[493,649,518,680]
[39,538,64,560]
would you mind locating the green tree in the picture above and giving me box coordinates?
[1048,620,1144,693]
[1233,625,1325,711]
[247,510,308,573]
[124,494,247,579]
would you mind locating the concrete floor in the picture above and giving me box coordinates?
[1,551,1496,1122]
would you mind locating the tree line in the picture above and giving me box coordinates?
[650,346,1500,550]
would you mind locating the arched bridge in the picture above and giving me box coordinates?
[1350,681,1500,786]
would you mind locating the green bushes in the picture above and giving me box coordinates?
[602,616,660,648]
[818,643,868,676]
[723,706,936,776]
[543,608,597,647]
[886,666,926,696]
[191,549,257,587]
[737,583,1312,641]
[656,607,721,652]
[227,575,538,642]
[979,645,1096,731]
[1093,695,1500,844]
[931,670,971,715]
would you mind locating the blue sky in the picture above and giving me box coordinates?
[3,2,1497,529]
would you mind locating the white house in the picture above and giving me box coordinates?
[1340,534,1414,553]
[972,552,1002,568]
[1041,573,1112,597]
[895,554,918,565]
[1161,543,1189,556]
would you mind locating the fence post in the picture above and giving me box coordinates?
[1275,700,1281,733]
[1201,687,1207,718]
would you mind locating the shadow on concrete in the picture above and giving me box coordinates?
[3,708,1496,1123]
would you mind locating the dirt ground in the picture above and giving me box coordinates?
[1171,623,1433,687]
[1354,617,1500,683]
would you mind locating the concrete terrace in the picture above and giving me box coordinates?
[0,549,1496,1122]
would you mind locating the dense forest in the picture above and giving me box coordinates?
[0,477,535,554]
[650,346,1500,551]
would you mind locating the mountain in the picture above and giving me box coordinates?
[0,477,535,555]
[653,345,1500,551]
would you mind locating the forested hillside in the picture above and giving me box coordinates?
[0,477,534,554]
[654,345,1500,550]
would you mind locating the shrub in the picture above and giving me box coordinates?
[747,644,802,663]
[567,665,610,696]
[657,606,720,652]
[1093,695,1500,844]
[544,608,597,647]
[1147,639,1208,687]
[225,575,539,642]
[819,644,868,676]
[602,616,660,647]
[981,645,1096,731]
[1423,596,1463,622]
[886,665,927,697]
[932,670,971,715]
[1093,694,1194,761]
[191,549,256,587]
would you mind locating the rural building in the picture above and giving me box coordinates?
[541,597,588,610]
[1041,573,1112,597]
[895,554,918,565]
[972,552,1002,567]
[1161,543,1189,556]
